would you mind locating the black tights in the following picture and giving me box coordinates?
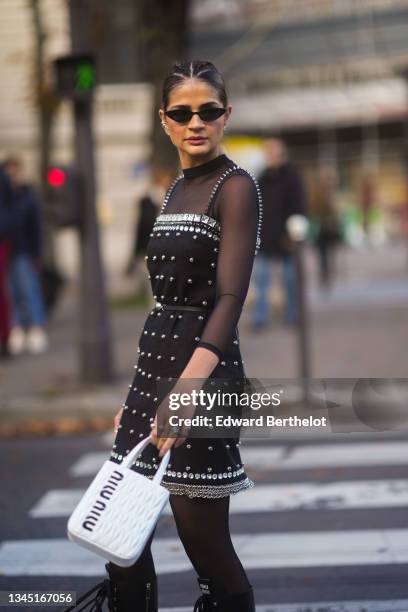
[108,494,250,595]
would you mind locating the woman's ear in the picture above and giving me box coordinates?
[224,105,232,126]
[159,109,169,135]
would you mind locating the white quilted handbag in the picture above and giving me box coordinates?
[67,436,170,567]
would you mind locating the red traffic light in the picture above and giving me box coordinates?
[47,167,66,188]
[45,164,81,228]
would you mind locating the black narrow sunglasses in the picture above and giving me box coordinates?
[165,107,227,124]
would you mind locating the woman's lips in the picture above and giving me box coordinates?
[186,138,207,145]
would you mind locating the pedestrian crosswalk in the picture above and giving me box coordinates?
[28,479,408,517]
[2,433,408,611]
[3,528,408,574]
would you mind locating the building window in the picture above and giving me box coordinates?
[89,0,144,84]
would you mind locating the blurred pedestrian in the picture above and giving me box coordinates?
[310,165,342,290]
[0,166,16,358]
[125,166,174,299]
[4,156,48,355]
[251,137,307,329]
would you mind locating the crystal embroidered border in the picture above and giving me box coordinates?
[156,213,220,229]
[152,213,221,242]
[131,461,246,481]
[110,451,246,481]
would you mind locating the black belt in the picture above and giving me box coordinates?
[154,302,212,312]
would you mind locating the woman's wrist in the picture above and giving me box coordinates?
[180,346,219,379]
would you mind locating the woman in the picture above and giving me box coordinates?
[80,59,262,612]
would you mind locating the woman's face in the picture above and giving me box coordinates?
[159,78,231,162]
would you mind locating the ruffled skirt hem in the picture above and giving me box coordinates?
[145,475,255,499]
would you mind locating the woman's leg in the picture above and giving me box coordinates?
[105,526,158,610]
[170,494,251,595]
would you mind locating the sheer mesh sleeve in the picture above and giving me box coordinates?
[196,172,259,360]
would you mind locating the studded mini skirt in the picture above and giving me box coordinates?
[109,162,261,499]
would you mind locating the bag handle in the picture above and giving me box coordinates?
[121,435,171,484]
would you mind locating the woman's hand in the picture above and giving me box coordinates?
[114,407,123,434]
[149,413,190,457]
[149,401,193,458]
[150,379,202,458]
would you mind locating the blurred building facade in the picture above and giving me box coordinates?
[192,0,408,243]
[0,0,154,283]
[1,0,408,282]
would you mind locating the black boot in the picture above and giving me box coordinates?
[105,562,158,612]
[193,577,255,612]
[60,576,113,611]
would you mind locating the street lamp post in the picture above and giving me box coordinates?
[287,214,311,405]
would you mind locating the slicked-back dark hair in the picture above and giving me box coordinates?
[162,60,228,110]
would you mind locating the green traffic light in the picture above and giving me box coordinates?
[76,61,95,92]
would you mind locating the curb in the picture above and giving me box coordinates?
[0,415,114,438]
[0,389,122,438]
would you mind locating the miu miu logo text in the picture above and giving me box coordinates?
[82,470,124,532]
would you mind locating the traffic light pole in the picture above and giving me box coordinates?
[69,0,115,383]
[293,239,311,404]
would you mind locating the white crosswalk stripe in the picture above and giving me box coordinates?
[2,529,408,575]
[28,479,408,518]
[160,605,408,612]
[70,440,408,477]
[99,429,408,445]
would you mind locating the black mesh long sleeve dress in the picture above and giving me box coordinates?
[109,153,263,498]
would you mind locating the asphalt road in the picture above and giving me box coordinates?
[2,431,408,611]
